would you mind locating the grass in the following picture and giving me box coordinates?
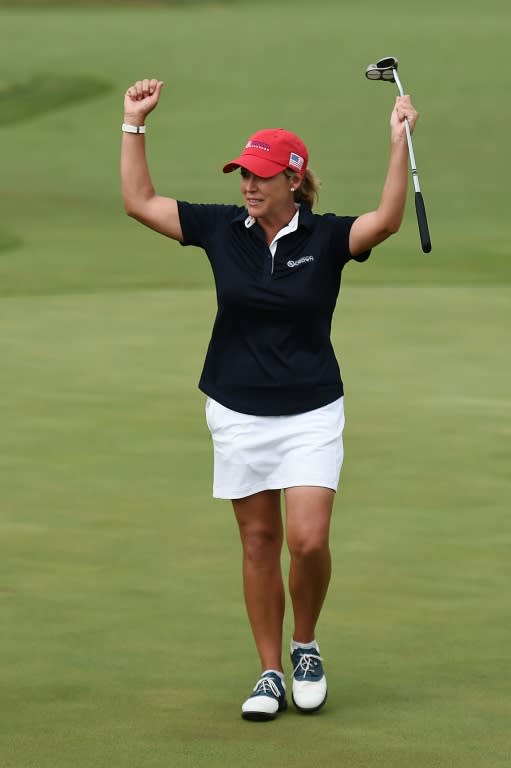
[0,1,510,767]
[2,286,509,767]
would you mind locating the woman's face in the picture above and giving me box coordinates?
[239,168,297,220]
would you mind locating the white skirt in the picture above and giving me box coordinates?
[205,396,345,499]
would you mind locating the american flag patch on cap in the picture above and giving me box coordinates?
[289,152,304,170]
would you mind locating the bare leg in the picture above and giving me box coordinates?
[233,490,285,672]
[285,486,335,643]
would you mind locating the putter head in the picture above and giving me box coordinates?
[365,56,398,82]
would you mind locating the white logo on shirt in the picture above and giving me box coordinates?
[287,255,314,268]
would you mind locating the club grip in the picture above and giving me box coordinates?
[415,191,432,253]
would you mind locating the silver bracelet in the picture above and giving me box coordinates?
[122,123,146,134]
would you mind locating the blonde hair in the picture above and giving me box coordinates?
[285,168,321,209]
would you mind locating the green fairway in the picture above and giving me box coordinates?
[2,286,509,767]
[1,1,510,767]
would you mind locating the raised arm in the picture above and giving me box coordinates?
[349,95,419,256]
[121,78,183,241]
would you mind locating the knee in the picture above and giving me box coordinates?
[240,526,282,564]
[288,534,329,561]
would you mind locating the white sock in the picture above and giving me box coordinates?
[291,639,320,653]
[262,669,286,688]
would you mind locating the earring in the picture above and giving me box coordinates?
[290,187,295,192]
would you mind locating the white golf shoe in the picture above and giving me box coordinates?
[290,643,327,713]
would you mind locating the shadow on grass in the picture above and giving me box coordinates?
[0,74,112,128]
[0,230,22,255]
[0,74,112,253]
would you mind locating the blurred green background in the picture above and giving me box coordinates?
[1,1,509,767]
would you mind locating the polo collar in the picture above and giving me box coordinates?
[231,204,314,231]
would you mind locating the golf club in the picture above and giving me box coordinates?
[365,56,432,253]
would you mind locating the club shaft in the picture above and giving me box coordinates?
[404,120,420,193]
[392,67,420,191]
[392,67,431,252]
[392,68,405,97]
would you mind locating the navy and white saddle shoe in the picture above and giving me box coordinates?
[241,671,288,721]
[290,644,327,713]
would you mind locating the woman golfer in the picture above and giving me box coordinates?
[121,78,418,721]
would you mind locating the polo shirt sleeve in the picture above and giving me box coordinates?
[177,201,215,248]
[177,201,238,249]
[332,215,371,264]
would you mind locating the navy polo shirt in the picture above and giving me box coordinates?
[178,201,370,416]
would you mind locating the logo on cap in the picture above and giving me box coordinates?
[246,140,271,152]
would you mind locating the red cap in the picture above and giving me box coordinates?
[223,128,308,178]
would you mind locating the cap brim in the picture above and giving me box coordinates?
[222,153,287,178]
